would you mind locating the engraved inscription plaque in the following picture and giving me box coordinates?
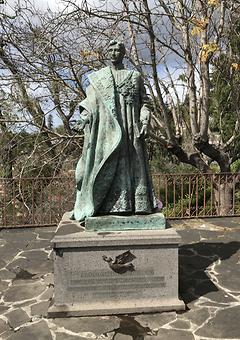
[67,267,166,300]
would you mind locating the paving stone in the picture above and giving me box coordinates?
[112,335,132,340]
[1,329,14,339]
[179,255,212,271]
[135,312,177,329]
[39,286,54,300]
[0,238,7,246]
[178,307,210,326]
[7,320,52,340]
[0,259,6,269]
[14,299,37,308]
[20,250,49,260]
[0,243,23,262]
[1,229,36,242]
[12,278,38,286]
[0,269,16,280]
[194,281,237,303]
[216,251,240,291]
[24,240,51,250]
[6,308,31,329]
[0,304,10,314]
[178,230,201,244]
[145,328,194,339]
[0,318,11,335]
[31,300,50,317]
[198,301,231,308]
[7,257,53,275]
[206,217,240,229]
[179,248,195,256]
[4,282,46,302]
[195,306,240,338]
[52,316,119,335]
[0,281,9,292]
[198,230,224,241]
[169,319,191,329]
[56,333,93,340]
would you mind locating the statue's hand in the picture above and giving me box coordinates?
[140,123,148,138]
[74,117,90,131]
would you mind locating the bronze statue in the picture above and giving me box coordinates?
[72,40,156,221]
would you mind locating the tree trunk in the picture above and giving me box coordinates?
[213,178,233,216]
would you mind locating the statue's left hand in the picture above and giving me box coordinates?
[140,124,148,138]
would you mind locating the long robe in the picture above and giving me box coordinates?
[72,66,156,221]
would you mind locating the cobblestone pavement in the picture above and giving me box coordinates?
[0,218,239,340]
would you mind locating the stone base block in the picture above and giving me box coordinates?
[49,228,185,317]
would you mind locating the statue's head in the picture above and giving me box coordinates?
[107,40,125,64]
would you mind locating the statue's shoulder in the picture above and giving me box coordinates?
[88,67,110,83]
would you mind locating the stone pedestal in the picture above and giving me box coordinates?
[49,217,184,317]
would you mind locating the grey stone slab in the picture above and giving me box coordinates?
[198,301,231,308]
[1,330,13,339]
[50,229,184,316]
[56,333,93,340]
[194,281,237,303]
[113,335,132,340]
[1,229,37,242]
[0,269,16,280]
[85,213,166,231]
[195,305,240,338]
[0,304,9,314]
[177,230,201,244]
[4,282,46,302]
[216,251,240,291]
[7,320,52,340]
[169,319,191,329]
[7,257,53,276]
[6,308,31,329]
[40,286,54,300]
[25,240,51,250]
[109,335,132,340]
[31,300,50,317]
[0,244,22,263]
[206,217,240,229]
[178,307,210,326]
[145,329,194,340]
[20,250,49,260]
[52,316,119,335]
[0,318,10,335]
[15,299,37,308]
[135,312,177,329]
[0,281,9,292]
[0,259,6,269]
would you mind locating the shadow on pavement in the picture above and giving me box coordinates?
[179,241,240,304]
[104,315,157,339]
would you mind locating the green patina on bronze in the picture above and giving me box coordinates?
[72,40,164,228]
[85,213,166,232]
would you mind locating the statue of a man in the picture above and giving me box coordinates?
[72,40,157,221]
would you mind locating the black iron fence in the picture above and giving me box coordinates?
[0,173,239,227]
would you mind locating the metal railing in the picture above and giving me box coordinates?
[0,173,239,227]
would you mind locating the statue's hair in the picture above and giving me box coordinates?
[107,40,126,55]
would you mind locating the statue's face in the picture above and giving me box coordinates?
[108,44,124,64]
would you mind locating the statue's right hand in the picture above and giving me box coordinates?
[77,118,90,130]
